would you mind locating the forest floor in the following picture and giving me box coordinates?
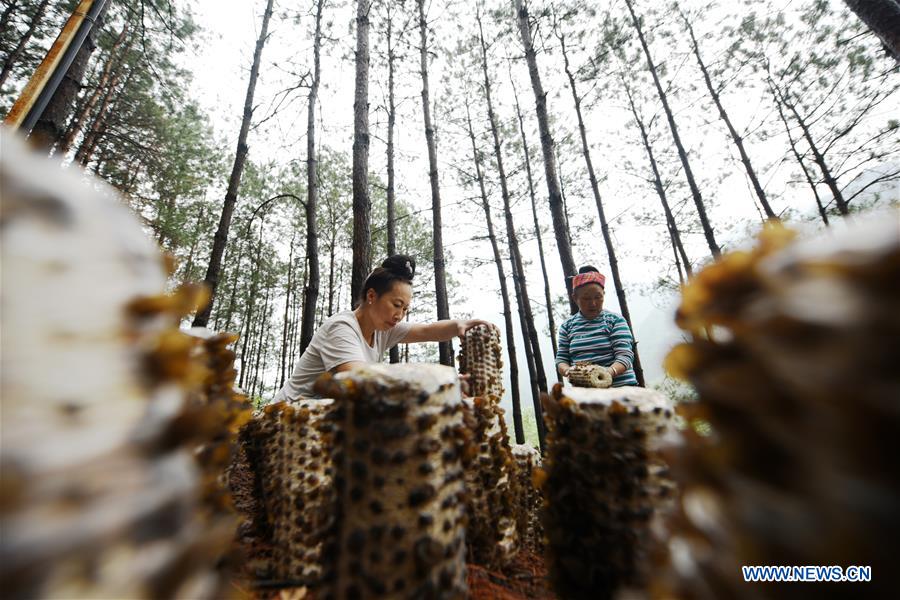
[229,445,557,599]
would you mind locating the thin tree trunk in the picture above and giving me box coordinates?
[418,0,453,366]
[181,207,206,285]
[299,0,324,354]
[0,0,50,90]
[554,144,573,248]
[251,283,271,398]
[465,99,525,444]
[328,230,336,316]
[770,85,830,225]
[625,0,721,258]
[682,13,776,219]
[622,77,694,276]
[290,260,307,368]
[843,0,900,61]
[386,3,400,364]
[479,15,546,448]
[514,0,578,314]
[58,22,131,154]
[280,233,296,388]
[75,65,133,166]
[73,65,127,165]
[350,0,372,308]
[31,0,110,150]
[558,28,645,386]
[223,235,249,333]
[511,78,558,364]
[193,0,274,327]
[238,224,265,389]
[669,222,685,286]
[774,83,849,215]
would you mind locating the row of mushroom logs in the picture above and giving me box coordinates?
[0,132,249,600]
[660,217,900,600]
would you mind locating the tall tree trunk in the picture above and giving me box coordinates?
[192,0,274,327]
[280,233,296,388]
[558,28,645,386]
[350,0,372,308]
[511,78,558,363]
[682,13,776,219]
[669,222,686,286]
[479,15,546,448]
[625,0,721,258]
[622,76,694,275]
[30,0,110,150]
[770,84,830,225]
[554,144,573,248]
[181,207,206,285]
[251,283,271,398]
[0,0,51,90]
[290,260,307,368]
[478,17,546,389]
[58,22,131,154]
[773,83,849,215]
[73,64,128,165]
[843,0,900,61]
[75,65,133,166]
[223,235,249,333]
[238,224,265,389]
[386,3,400,364]
[328,229,337,316]
[418,0,453,366]
[465,99,525,444]
[514,0,578,314]
[299,0,324,354]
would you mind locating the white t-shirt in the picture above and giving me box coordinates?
[273,311,413,401]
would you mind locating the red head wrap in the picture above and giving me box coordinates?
[572,271,606,290]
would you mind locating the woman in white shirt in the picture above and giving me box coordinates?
[274,254,489,401]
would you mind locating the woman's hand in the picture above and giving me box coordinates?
[456,318,493,340]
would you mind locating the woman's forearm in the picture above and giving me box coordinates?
[429,319,462,342]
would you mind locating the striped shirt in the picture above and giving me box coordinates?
[556,310,638,387]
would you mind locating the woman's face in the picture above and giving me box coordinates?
[574,283,604,319]
[366,281,412,331]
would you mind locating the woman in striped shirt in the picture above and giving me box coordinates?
[555,266,639,387]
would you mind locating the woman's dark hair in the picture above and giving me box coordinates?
[360,254,416,301]
[578,265,599,274]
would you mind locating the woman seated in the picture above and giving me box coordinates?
[555,265,639,387]
[274,254,490,401]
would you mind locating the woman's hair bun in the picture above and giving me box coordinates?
[578,265,599,274]
[382,254,416,280]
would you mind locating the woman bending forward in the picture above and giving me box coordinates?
[274,254,489,401]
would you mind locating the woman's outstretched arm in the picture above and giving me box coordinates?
[402,318,493,343]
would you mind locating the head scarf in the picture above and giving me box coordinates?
[572,271,606,290]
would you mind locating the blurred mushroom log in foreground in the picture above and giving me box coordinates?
[0,132,251,599]
[457,324,519,568]
[661,216,900,599]
[510,443,543,552]
[539,386,678,600]
[315,363,470,599]
[231,399,334,585]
